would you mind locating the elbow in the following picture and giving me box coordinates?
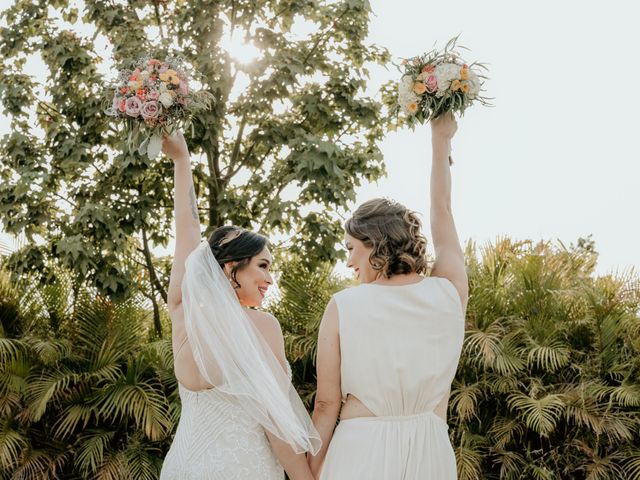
[313,395,341,416]
[167,295,182,312]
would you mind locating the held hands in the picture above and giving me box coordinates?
[162,131,190,163]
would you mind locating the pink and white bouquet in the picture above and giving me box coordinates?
[397,37,490,125]
[106,56,213,159]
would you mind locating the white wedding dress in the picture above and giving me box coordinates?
[159,242,320,478]
[160,384,284,480]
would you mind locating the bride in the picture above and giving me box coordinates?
[158,133,320,480]
[309,113,467,479]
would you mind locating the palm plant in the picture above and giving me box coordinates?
[269,256,352,408]
[451,238,640,479]
[0,264,177,479]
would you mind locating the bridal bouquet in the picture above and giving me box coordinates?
[397,37,490,125]
[106,56,213,159]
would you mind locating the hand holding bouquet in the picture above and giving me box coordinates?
[397,36,490,126]
[106,56,213,159]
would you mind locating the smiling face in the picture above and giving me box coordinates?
[225,247,274,307]
[345,233,378,283]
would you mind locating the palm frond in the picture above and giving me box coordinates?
[449,382,482,422]
[0,424,27,470]
[507,392,565,437]
[74,430,116,477]
[487,416,525,450]
[97,378,171,441]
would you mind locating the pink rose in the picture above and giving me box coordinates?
[425,75,438,94]
[141,100,160,120]
[124,96,142,117]
[178,82,189,96]
[147,90,160,101]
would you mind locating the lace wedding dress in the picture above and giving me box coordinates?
[159,384,284,480]
[160,242,320,478]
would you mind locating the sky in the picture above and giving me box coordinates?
[1,0,639,276]
[359,0,640,275]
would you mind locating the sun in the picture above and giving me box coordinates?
[220,30,261,64]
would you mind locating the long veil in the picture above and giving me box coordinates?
[181,241,321,454]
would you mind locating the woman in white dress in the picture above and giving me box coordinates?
[309,113,467,479]
[159,133,320,480]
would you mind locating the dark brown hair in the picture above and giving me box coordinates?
[345,198,428,278]
[208,226,268,288]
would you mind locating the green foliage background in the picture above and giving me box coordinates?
[2,239,639,479]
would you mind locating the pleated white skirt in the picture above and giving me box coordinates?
[319,411,457,480]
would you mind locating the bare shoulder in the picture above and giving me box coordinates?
[245,309,284,348]
[246,309,287,366]
[320,298,339,333]
[245,309,282,334]
[430,270,469,311]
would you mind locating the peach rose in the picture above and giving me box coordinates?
[413,82,427,95]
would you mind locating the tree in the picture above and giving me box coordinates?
[0,0,391,312]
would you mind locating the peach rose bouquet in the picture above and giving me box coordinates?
[397,37,490,125]
[106,56,213,159]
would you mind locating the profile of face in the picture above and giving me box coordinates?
[345,233,377,284]
[224,246,274,307]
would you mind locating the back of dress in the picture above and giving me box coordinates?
[320,276,465,479]
[334,276,465,417]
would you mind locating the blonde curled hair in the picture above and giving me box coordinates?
[345,198,429,279]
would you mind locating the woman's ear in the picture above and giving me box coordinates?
[223,261,236,279]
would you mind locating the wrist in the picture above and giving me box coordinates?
[171,155,190,165]
[431,134,451,145]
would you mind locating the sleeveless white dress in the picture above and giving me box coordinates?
[319,277,465,480]
[160,371,293,479]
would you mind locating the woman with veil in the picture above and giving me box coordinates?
[159,133,320,480]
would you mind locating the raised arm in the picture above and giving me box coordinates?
[429,113,468,309]
[163,132,201,313]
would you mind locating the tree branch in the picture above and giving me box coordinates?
[141,228,168,304]
[224,114,247,179]
[302,7,349,66]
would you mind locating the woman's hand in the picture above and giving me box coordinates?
[430,112,458,143]
[162,131,190,163]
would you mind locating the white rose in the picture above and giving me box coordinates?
[159,91,174,108]
[434,63,461,97]
[467,72,481,98]
[398,75,414,98]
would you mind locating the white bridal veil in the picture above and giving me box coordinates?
[181,241,321,455]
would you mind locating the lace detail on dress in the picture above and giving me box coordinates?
[160,385,284,480]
